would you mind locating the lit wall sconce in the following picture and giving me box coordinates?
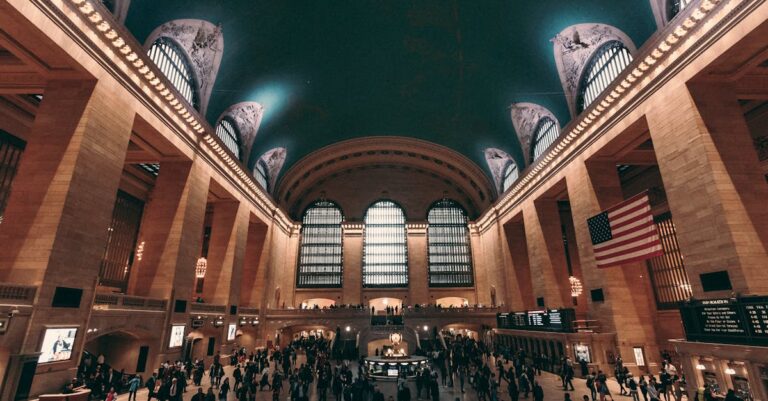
[695,364,706,370]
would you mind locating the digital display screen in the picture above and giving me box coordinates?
[497,309,575,332]
[388,369,399,377]
[38,328,78,363]
[169,325,185,348]
[680,297,768,346]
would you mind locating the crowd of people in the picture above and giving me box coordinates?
[66,334,750,401]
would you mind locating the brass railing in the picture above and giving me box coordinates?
[0,284,36,305]
[93,293,167,311]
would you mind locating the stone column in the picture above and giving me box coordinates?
[238,220,270,308]
[341,223,363,304]
[522,199,571,308]
[0,79,134,395]
[646,81,768,296]
[127,160,210,300]
[502,218,534,310]
[407,223,429,305]
[203,200,249,307]
[566,160,660,373]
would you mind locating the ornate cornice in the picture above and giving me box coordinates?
[277,136,495,217]
[44,0,293,232]
[476,0,741,234]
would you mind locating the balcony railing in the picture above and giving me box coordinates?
[189,303,227,314]
[403,306,501,315]
[93,293,167,311]
[265,308,369,317]
[239,307,260,316]
[0,284,37,305]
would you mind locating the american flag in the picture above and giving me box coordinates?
[587,191,662,268]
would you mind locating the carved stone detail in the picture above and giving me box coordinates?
[509,103,559,166]
[484,148,516,194]
[217,102,264,164]
[257,148,288,193]
[145,19,224,116]
[552,23,636,117]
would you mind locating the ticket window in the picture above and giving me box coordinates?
[723,362,753,401]
[697,358,722,395]
[759,366,768,401]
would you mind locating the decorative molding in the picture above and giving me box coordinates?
[258,147,287,193]
[483,148,515,194]
[475,0,733,234]
[509,103,560,166]
[145,19,224,116]
[217,101,264,165]
[552,23,637,118]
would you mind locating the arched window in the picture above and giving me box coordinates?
[363,200,408,287]
[577,41,633,113]
[427,199,473,287]
[502,162,518,193]
[296,200,344,288]
[254,160,269,191]
[215,119,241,160]
[667,0,693,20]
[531,117,560,161]
[148,38,199,109]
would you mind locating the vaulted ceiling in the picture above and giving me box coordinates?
[124,0,658,196]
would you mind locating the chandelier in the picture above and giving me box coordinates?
[569,276,583,297]
[195,257,208,278]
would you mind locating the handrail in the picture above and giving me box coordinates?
[93,293,167,311]
[189,303,228,314]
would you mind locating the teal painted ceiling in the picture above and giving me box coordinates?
[125,0,657,187]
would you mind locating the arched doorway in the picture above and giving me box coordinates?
[83,329,157,375]
[369,297,402,314]
[435,297,469,308]
[300,298,336,309]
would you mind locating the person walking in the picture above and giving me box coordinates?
[146,373,157,401]
[127,375,141,401]
[629,376,640,401]
[533,382,544,401]
[586,371,597,401]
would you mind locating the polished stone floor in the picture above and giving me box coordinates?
[113,356,656,401]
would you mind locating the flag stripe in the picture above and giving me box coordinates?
[595,235,662,260]
[594,226,658,252]
[596,247,664,268]
[597,243,663,265]
[587,191,662,269]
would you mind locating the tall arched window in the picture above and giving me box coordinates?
[667,0,693,20]
[363,200,408,287]
[215,119,241,160]
[254,160,269,191]
[531,117,560,161]
[427,199,473,287]
[148,38,199,109]
[296,200,344,288]
[502,162,518,193]
[577,41,632,113]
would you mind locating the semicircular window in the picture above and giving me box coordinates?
[667,0,693,20]
[363,200,408,288]
[254,160,269,192]
[148,38,199,110]
[501,162,518,193]
[577,41,632,113]
[427,199,473,287]
[215,119,240,160]
[531,117,560,161]
[296,200,344,288]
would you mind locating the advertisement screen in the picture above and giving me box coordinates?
[227,324,237,341]
[38,327,78,364]
[169,325,185,348]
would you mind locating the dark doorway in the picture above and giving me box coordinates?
[136,346,149,373]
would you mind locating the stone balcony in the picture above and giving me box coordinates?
[92,293,167,312]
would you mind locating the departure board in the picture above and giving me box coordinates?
[680,297,768,346]
[497,308,575,332]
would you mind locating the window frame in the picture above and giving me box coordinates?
[501,162,518,193]
[254,160,269,192]
[530,117,560,162]
[362,199,409,288]
[667,0,694,21]
[215,118,242,160]
[427,199,474,288]
[148,37,200,110]
[296,200,344,288]
[576,41,633,113]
